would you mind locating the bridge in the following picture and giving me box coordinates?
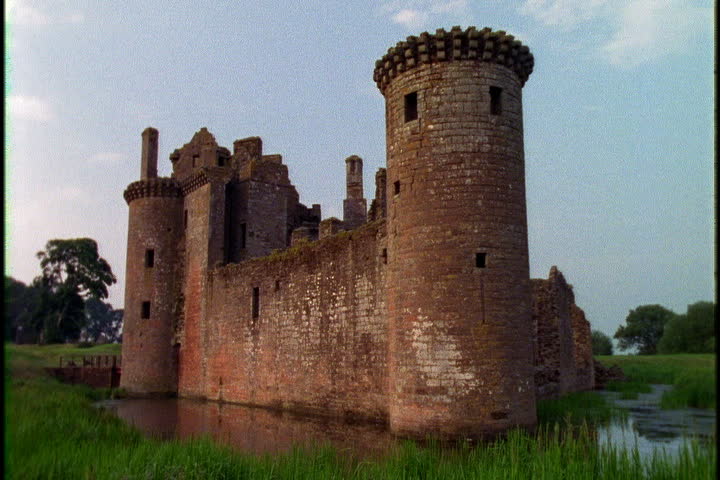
[46,355,122,389]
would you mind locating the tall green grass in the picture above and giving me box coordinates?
[537,391,624,426]
[6,353,716,479]
[596,354,716,409]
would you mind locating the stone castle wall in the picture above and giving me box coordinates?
[180,221,389,423]
[122,26,597,438]
[531,266,594,399]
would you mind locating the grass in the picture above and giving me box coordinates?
[5,344,717,479]
[605,380,653,400]
[595,354,716,409]
[537,391,624,426]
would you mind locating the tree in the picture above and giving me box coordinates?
[5,276,43,343]
[591,330,614,356]
[614,305,676,355]
[33,238,116,343]
[83,298,123,343]
[658,301,715,354]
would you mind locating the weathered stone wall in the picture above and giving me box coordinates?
[571,304,594,391]
[183,221,389,423]
[531,267,579,399]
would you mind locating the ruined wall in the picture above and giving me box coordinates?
[571,304,594,391]
[182,221,388,423]
[531,267,578,399]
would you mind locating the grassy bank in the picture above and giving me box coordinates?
[5,344,717,479]
[596,354,716,409]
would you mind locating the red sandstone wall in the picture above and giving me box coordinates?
[185,221,388,422]
[178,183,212,398]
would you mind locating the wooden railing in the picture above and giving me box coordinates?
[59,355,122,369]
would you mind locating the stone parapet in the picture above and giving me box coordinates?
[124,177,181,204]
[373,26,534,94]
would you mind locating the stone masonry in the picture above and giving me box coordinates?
[121,26,595,439]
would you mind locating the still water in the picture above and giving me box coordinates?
[98,384,715,461]
[597,384,715,459]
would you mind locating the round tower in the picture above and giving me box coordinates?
[121,127,183,395]
[374,26,536,437]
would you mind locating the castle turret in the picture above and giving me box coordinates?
[342,155,367,229]
[375,26,536,437]
[141,127,159,180]
[121,127,183,395]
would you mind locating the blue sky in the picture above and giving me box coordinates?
[5,0,714,346]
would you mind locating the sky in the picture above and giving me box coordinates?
[5,0,715,346]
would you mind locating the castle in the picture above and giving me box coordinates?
[121,26,594,439]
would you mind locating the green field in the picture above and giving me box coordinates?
[596,354,716,408]
[5,344,716,479]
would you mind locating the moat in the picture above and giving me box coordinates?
[98,385,715,462]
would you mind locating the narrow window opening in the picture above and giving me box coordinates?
[404,92,418,122]
[192,154,199,167]
[393,181,400,196]
[145,249,155,268]
[382,248,388,264]
[490,86,502,115]
[476,252,487,268]
[240,223,247,249]
[218,156,225,167]
[141,301,151,319]
[184,210,188,230]
[275,280,281,291]
[252,287,260,319]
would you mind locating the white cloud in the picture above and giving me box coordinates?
[519,0,608,28]
[601,1,712,67]
[519,0,713,67]
[393,9,430,29]
[383,0,468,30]
[6,0,84,26]
[8,95,55,122]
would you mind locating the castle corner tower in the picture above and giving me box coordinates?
[121,127,183,395]
[375,26,537,437]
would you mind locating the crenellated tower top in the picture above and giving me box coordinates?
[373,25,534,94]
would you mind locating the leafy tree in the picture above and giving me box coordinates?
[614,305,676,355]
[33,238,116,343]
[83,298,123,343]
[5,276,43,342]
[591,330,614,356]
[658,301,715,354]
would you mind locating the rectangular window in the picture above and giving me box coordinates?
[192,154,199,167]
[141,301,151,319]
[404,92,418,122]
[490,86,502,115]
[476,252,487,268]
[382,248,388,264]
[218,157,225,167]
[393,180,400,196]
[252,287,260,319]
[145,249,155,268]
[184,210,188,230]
[240,223,247,249]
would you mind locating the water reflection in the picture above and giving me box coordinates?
[99,398,398,459]
[596,384,716,459]
[99,384,715,461]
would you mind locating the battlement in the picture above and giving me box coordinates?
[373,25,534,94]
[123,177,181,204]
